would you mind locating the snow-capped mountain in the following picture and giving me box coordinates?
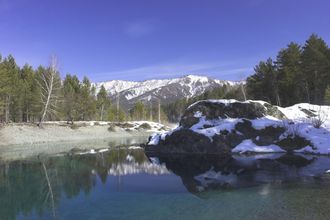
[95,75,241,110]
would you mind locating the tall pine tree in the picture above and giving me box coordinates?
[276,42,302,106]
[301,34,330,104]
[96,85,110,121]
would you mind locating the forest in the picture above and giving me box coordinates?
[0,56,144,123]
[1,34,329,124]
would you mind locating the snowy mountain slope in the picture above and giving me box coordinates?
[95,75,242,110]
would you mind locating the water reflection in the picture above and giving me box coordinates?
[151,153,330,194]
[0,149,330,219]
[0,148,151,219]
[0,135,149,160]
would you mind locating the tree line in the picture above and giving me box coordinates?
[246,34,330,106]
[0,55,152,123]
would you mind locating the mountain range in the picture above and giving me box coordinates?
[95,75,241,110]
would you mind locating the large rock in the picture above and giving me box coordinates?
[180,100,285,128]
[144,100,312,155]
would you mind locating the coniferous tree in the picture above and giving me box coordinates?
[62,74,81,122]
[324,86,330,105]
[96,85,110,121]
[130,101,146,120]
[2,55,21,122]
[276,42,302,106]
[20,64,41,122]
[301,34,330,104]
[78,76,96,120]
[107,106,125,121]
[0,54,5,121]
[246,58,280,105]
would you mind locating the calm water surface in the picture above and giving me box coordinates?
[1,147,330,220]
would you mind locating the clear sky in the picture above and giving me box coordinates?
[0,0,329,82]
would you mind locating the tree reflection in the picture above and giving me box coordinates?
[0,148,148,219]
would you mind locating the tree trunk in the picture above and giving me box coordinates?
[40,74,53,125]
[39,56,58,127]
[241,84,247,101]
[305,81,311,103]
[100,103,104,121]
[5,95,10,123]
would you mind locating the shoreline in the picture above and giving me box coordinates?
[0,121,167,161]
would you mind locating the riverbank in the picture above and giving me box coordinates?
[0,121,170,160]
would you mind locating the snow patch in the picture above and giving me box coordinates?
[128,146,142,150]
[194,111,203,117]
[148,133,161,145]
[190,117,241,139]
[194,169,237,187]
[98,148,109,153]
[232,140,286,153]
[251,117,281,129]
[126,154,134,162]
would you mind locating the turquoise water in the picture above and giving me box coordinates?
[1,149,330,220]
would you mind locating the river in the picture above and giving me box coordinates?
[1,143,330,219]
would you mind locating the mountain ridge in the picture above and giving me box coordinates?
[94,75,243,110]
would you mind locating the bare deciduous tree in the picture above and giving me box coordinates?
[38,56,61,127]
[239,74,247,101]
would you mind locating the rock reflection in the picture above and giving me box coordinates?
[147,153,330,194]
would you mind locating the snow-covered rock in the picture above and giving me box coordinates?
[145,99,330,155]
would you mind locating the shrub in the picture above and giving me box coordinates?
[282,120,300,137]
[125,128,133,132]
[310,106,327,128]
[108,124,116,132]
[70,124,80,130]
[139,123,152,130]
[115,122,134,128]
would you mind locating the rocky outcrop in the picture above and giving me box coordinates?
[180,100,285,128]
[144,100,316,155]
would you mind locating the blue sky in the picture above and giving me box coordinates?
[0,0,329,82]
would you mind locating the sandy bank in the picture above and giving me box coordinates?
[0,121,169,160]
